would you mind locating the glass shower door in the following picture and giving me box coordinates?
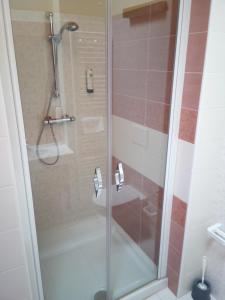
[8,0,180,298]
[110,0,179,298]
[9,1,108,299]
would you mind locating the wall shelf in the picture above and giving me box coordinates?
[27,143,74,161]
[208,223,225,247]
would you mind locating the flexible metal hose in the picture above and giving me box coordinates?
[36,89,60,165]
[36,122,60,166]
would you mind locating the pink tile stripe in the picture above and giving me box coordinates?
[112,94,146,126]
[189,0,211,33]
[112,157,164,265]
[148,36,176,72]
[185,33,208,73]
[182,73,202,110]
[113,39,148,70]
[146,101,171,134]
[168,265,179,295]
[111,1,211,296]
[179,0,211,144]
[179,108,198,144]
[112,1,179,136]
[168,196,187,295]
[171,196,187,228]
[113,69,147,99]
[169,0,211,295]
[147,71,173,104]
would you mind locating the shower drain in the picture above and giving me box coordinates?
[94,290,107,300]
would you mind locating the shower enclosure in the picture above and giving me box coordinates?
[5,0,180,299]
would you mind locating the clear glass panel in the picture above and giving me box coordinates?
[111,0,179,298]
[8,0,180,298]
[9,1,108,300]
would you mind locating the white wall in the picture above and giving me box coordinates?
[0,2,36,298]
[0,76,32,300]
[178,1,225,299]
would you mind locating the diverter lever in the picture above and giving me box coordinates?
[115,162,124,192]
[94,167,103,198]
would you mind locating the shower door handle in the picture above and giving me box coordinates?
[94,167,103,198]
[115,162,124,192]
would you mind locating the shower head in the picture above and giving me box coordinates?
[60,22,79,35]
[52,21,79,44]
[58,22,79,42]
[47,12,79,44]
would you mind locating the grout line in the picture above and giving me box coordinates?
[181,107,198,112]
[114,34,177,45]
[189,31,208,35]
[113,68,174,72]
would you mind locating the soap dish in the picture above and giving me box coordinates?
[207,223,225,246]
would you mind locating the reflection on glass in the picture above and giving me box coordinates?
[111,0,179,298]
[8,0,180,298]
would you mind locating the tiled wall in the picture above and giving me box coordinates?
[112,0,179,267]
[112,157,163,265]
[0,79,32,299]
[167,196,187,294]
[178,1,225,299]
[113,0,178,134]
[179,0,210,144]
[11,10,107,231]
[168,0,211,296]
[0,2,220,299]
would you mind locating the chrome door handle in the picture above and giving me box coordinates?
[115,162,124,192]
[94,167,103,198]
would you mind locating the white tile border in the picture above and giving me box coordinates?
[173,140,194,204]
[113,115,168,188]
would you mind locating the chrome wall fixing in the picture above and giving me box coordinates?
[94,168,103,198]
[43,115,76,125]
[115,162,124,192]
[46,11,59,97]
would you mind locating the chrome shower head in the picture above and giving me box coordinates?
[59,22,79,35]
[52,21,79,44]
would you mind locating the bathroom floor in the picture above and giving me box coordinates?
[146,289,192,300]
[39,215,156,300]
[147,288,216,300]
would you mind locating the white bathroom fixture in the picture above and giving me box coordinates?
[207,223,225,246]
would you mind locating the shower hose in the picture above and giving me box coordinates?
[36,89,60,165]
